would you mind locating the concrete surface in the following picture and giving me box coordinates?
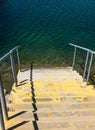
[5,67,95,130]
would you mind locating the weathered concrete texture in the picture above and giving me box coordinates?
[5,67,95,130]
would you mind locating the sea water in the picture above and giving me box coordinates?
[0,0,95,66]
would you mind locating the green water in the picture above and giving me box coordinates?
[0,0,95,67]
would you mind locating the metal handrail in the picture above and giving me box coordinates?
[0,46,21,86]
[91,50,95,55]
[0,46,19,63]
[0,46,21,129]
[0,75,8,121]
[0,53,10,63]
[70,43,95,55]
[69,43,95,86]
[0,98,5,130]
[69,43,90,52]
[10,46,19,53]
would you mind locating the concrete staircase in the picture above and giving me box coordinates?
[6,68,95,130]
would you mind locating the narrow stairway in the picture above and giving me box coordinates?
[6,68,95,130]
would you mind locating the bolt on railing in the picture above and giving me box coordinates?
[69,43,95,86]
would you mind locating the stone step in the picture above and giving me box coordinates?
[31,94,88,99]
[22,95,95,102]
[6,112,95,130]
[11,93,93,103]
[8,109,95,119]
[41,128,94,130]
[32,82,83,89]
[6,118,95,130]
[34,110,95,117]
[22,97,88,103]
[8,102,95,111]
[31,91,87,95]
[33,120,95,130]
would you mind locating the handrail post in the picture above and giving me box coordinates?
[10,51,17,86]
[0,75,8,120]
[72,47,77,70]
[86,53,93,86]
[83,51,89,81]
[16,48,21,71]
[0,98,5,130]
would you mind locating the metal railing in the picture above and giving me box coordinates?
[0,46,21,130]
[0,44,95,129]
[0,46,21,86]
[0,97,5,130]
[69,43,95,86]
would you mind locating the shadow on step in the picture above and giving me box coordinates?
[17,78,28,86]
[7,121,29,130]
[32,103,37,112]
[30,63,39,130]
[19,79,28,83]
[30,63,37,112]
[31,81,37,112]
[32,121,39,130]
[17,82,27,86]
[9,111,27,120]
